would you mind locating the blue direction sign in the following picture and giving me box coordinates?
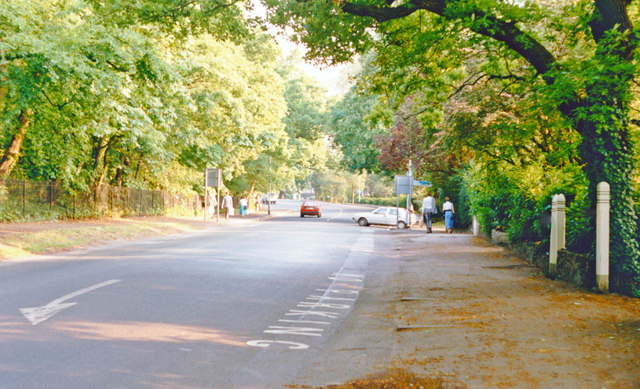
[413,180,432,187]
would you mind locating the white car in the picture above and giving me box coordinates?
[353,206,411,229]
[262,193,277,204]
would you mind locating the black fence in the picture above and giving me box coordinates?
[0,179,201,222]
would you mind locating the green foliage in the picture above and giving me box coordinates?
[0,0,312,203]
[357,197,398,206]
[328,87,386,173]
[310,169,350,202]
[464,157,590,245]
[364,173,394,197]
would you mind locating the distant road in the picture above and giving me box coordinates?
[0,200,386,388]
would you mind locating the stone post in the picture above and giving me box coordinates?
[596,182,610,293]
[557,194,566,252]
[472,216,479,236]
[549,194,558,277]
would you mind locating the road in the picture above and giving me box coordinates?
[0,200,390,389]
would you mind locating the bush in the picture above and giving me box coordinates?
[463,160,589,247]
[358,197,400,207]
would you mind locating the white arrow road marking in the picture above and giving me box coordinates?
[20,279,121,325]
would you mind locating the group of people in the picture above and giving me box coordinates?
[421,192,455,234]
[207,192,263,220]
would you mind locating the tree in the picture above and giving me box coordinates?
[273,61,333,194]
[328,86,387,173]
[0,0,253,184]
[177,35,288,182]
[1,0,296,202]
[264,0,640,295]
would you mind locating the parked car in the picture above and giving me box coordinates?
[300,201,321,218]
[353,206,410,229]
[262,193,277,205]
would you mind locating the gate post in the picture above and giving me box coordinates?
[596,182,610,293]
[472,216,479,236]
[549,195,558,277]
[557,194,566,252]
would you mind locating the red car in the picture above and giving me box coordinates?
[300,201,321,218]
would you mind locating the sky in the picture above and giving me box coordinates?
[249,1,357,97]
[277,37,358,97]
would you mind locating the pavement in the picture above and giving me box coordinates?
[293,225,640,388]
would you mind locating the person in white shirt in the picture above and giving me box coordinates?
[421,192,437,233]
[442,196,455,234]
[208,192,217,220]
[239,196,248,218]
[221,192,233,220]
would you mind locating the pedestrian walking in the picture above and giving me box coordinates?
[254,193,262,212]
[208,192,217,220]
[222,192,233,220]
[421,192,437,233]
[442,196,455,234]
[239,196,248,218]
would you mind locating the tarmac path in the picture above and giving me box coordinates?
[294,226,640,388]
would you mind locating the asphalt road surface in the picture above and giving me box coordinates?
[0,200,390,389]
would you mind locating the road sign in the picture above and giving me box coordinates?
[395,175,413,195]
[413,180,432,187]
[206,168,221,187]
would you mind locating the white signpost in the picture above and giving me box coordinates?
[596,182,610,293]
[395,161,432,229]
[394,175,412,228]
[204,168,221,223]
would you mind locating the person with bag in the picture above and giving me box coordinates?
[421,192,437,233]
[442,196,455,234]
[239,196,248,218]
[222,192,234,220]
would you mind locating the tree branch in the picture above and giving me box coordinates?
[140,0,243,22]
[340,0,556,77]
[40,90,70,110]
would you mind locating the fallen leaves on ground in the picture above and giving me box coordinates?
[289,368,460,389]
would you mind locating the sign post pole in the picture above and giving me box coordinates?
[216,169,221,224]
[204,168,222,224]
[406,160,413,227]
[204,168,208,223]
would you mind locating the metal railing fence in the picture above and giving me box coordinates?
[0,179,201,221]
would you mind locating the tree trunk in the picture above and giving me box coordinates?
[91,136,110,192]
[0,108,33,176]
[578,112,639,295]
[114,154,127,186]
[575,1,640,294]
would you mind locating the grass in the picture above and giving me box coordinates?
[0,220,200,260]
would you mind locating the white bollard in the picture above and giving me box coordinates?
[596,182,610,293]
[549,194,558,277]
[472,216,479,236]
[557,194,566,252]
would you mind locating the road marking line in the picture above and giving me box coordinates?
[307,295,355,301]
[20,279,121,325]
[278,319,331,325]
[264,326,324,337]
[246,232,372,351]
[246,340,309,350]
[297,302,351,309]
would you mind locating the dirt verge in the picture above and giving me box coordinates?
[0,216,208,259]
